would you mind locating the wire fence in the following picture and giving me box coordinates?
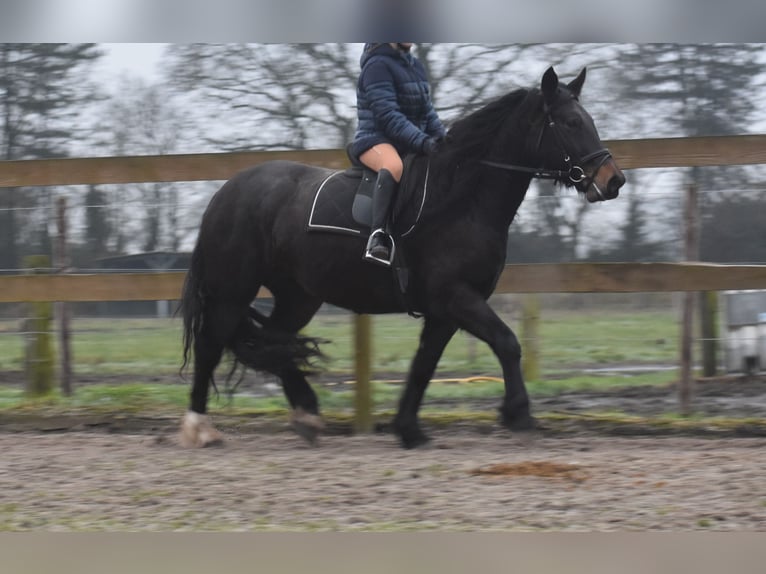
[2,292,764,396]
[4,172,766,269]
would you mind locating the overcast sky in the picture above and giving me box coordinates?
[96,43,167,83]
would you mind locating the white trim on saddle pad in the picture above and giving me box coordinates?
[400,161,429,238]
[307,159,430,238]
[306,170,363,236]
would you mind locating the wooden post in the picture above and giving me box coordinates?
[679,183,699,415]
[23,255,55,397]
[465,332,477,365]
[680,292,695,415]
[353,314,373,433]
[699,291,719,377]
[55,197,73,396]
[521,294,540,381]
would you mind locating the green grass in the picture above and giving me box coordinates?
[0,383,281,415]
[0,372,675,416]
[299,310,679,375]
[0,318,183,375]
[537,310,677,367]
[0,307,680,389]
[5,383,764,440]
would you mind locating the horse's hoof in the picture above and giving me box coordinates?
[290,407,324,446]
[179,411,224,448]
[500,411,542,432]
[399,432,432,449]
[393,420,431,449]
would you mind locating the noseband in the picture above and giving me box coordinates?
[480,103,612,195]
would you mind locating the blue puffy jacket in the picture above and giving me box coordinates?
[349,43,446,161]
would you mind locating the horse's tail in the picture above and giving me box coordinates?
[230,318,326,378]
[179,241,324,379]
[180,245,205,376]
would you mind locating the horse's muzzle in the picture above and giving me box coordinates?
[585,161,626,203]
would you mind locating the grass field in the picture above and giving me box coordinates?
[0,305,681,378]
[0,299,689,413]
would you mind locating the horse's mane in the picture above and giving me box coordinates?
[445,88,537,160]
[400,87,544,225]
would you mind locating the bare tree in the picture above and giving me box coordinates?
[162,43,566,151]
[99,76,187,254]
[165,43,359,151]
[0,43,103,269]
[614,43,766,259]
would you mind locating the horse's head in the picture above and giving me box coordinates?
[534,66,625,202]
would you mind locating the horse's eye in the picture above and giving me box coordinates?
[565,117,582,129]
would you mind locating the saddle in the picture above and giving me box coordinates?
[306,155,426,238]
[306,155,428,317]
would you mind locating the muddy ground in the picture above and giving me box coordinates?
[1,375,766,531]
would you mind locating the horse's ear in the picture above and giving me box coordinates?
[541,66,559,103]
[567,68,587,98]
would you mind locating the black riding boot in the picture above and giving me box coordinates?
[364,168,397,266]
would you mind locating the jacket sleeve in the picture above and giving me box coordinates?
[360,60,430,152]
[413,59,446,140]
[425,105,446,139]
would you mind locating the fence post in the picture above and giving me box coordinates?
[521,294,540,381]
[55,196,73,396]
[699,291,718,377]
[353,313,373,433]
[679,183,699,415]
[23,255,55,397]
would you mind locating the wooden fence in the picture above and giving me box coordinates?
[2,134,766,188]
[2,135,766,427]
[2,263,766,304]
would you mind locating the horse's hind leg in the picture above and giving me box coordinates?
[180,300,242,447]
[267,286,324,444]
[393,317,457,449]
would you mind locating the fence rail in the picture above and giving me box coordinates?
[2,135,766,189]
[2,263,766,303]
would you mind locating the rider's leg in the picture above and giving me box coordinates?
[359,144,403,265]
[359,143,403,182]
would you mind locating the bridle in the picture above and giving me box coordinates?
[479,98,613,199]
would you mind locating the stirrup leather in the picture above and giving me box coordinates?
[364,229,395,267]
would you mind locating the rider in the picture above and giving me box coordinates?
[349,43,446,266]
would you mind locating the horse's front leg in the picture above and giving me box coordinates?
[446,287,537,431]
[393,317,457,449]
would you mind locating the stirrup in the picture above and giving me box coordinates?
[364,229,395,267]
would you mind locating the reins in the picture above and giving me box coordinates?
[479,101,612,190]
[478,159,581,182]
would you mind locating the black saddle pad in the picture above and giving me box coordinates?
[306,168,375,236]
[306,158,427,238]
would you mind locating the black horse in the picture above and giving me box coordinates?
[179,67,625,449]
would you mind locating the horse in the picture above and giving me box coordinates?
[179,66,626,449]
